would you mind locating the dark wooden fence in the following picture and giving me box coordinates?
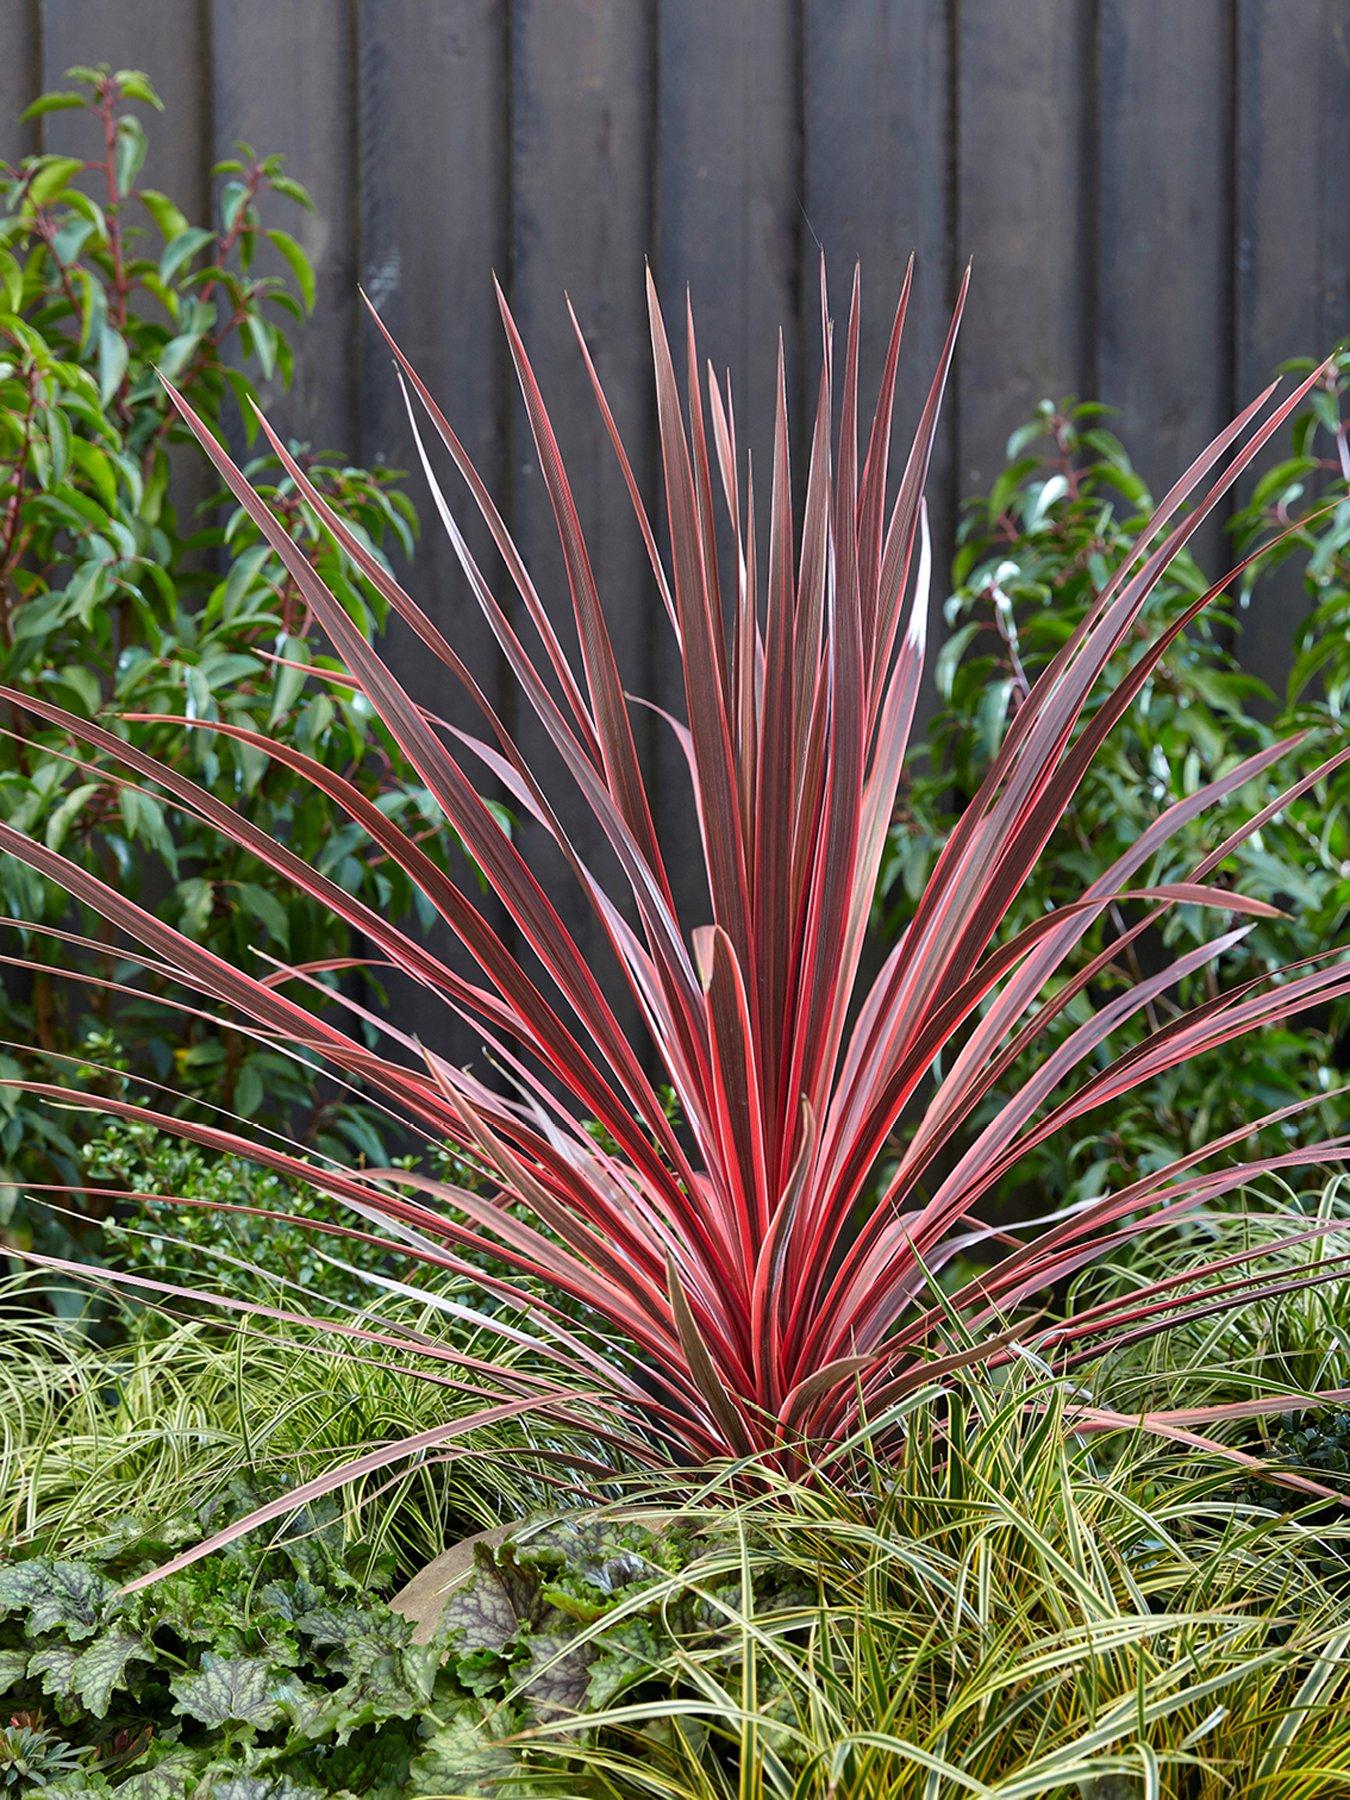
[1,0,1347,1047]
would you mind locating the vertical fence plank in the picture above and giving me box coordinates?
[1234,0,1350,690]
[0,2,41,165]
[655,0,800,940]
[38,0,211,216]
[209,0,358,453]
[509,0,657,1023]
[803,0,954,711]
[355,0,511,1061]
[357,0,507,542]
[954,0,1094,509]
[656,0,800,476]
[1096,0,1233,572]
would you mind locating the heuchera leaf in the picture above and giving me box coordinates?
[27,1639,81,1699]
[2,264,1348,1575]
[111,1751,202,1798]
[0,1647,29,1691]
[408,1709,524,1794]
[0,1559,116,1639]
[517,1627,591,1718]
[169,1653,284,1729]
[431,1520,667,1723]
[31,1626,149,1717]
[208,1777,328,1800]
[440,1548,528,1670]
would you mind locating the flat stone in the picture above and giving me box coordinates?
[388,1522,515,1645]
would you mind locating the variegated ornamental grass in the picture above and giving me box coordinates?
[5,264,1350,1578]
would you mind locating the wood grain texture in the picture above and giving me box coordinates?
[39,0,212,218]
[355,0,512,1061]
[654,0,800,946]
[1096,0,1234,574]
[0,1,41,167]
[509,0,657,1022]
[1235,0,1348,385]
[209,0,358,451]
[656,0,801,478]
[954,0,1094,503]
[1234,0,1350,687]
[804,0,954,717]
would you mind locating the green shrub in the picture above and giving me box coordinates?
[0,66,449,1215]
[83,1117,401,1308]
[883,371,1349,1209]
[77,1117,569,1335]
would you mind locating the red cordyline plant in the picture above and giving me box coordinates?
[7,264,1350,1581]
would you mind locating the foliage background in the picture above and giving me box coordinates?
[0,69,462,1249]
[881,366,1350,1210]
[2,0,1343,1065]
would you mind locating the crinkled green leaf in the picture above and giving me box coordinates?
[517,1627,591,1718]
[0,1647,29,1692]
[29,1638,83,1698]
[169,1654,282,1729]
[0,1559,117,1639]
[204,1770,328,1800]
[408,1706,525,1797]
[76,1629,153,1717]
[582,1616,667,1712]
[329,1643,435,1739]
[440,1545,529,1665]
[112,1751,197,1798]
[26,1627,149,1718]
[257,1576,329,1625]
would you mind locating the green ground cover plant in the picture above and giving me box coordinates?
[0,1250,580,1587]
[6,1361,1350,1795]
[467,1378,1350,1797]
[0,1487,440,1796]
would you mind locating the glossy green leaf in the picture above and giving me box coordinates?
[26,156,85,208]
[264,227,315,312]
